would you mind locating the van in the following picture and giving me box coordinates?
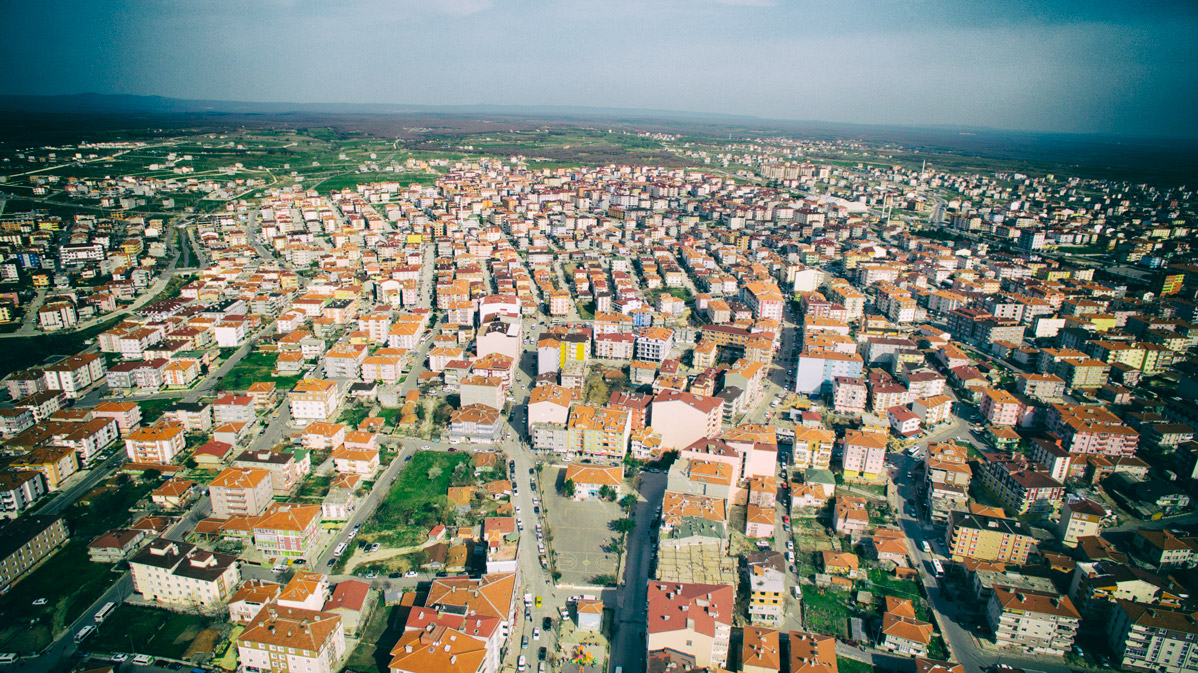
[518,656,527,672]
[791,586,801,599]
[333,542,347,557]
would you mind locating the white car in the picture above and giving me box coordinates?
[110,654,129,663]
[532,628,541,640]
[272,565,287,573]
[132,655,154,666]
[405,571,418,578]
[31,598,47,606]
[786,540,794,551]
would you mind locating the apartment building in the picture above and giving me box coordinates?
[253,503,322,560]
[0,515,68,590]
[1108,600,1198,673]
[129,538,240,611]
[833,376,868,414]
[742,626,781,673]
[980,388,1023,426]
[237,605,346,673]
[651,390,724,451]
[646,581,734,669]
[791,427,835,471]
[124,421,186,464]
[841,430,887,482]
[794,349,864,395]
[986,586,1080,655]
[636,327,675,362]
[1047,403,1139,456]
[566,404,632,460]
[289,379,342,424]
[1057,498,1107,547]
[209,468,274,519]
[946,511,1036,564]
[41,353,106,399]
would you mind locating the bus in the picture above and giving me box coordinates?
[931,559,944,577]
[74,625,95,643]
[94,602,116,624]
[333,542,347,557]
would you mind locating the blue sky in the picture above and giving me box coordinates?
[1,0,1195,137]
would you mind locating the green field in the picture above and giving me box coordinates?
[217,351,301,391]
[837,658,874,673]
[801,585,852,638]
[138,397,179,423]
[91,605,218,659]
[0,541,114,653]
[363,450,471,546]
[344,600,396,673]
[0,314,125,379]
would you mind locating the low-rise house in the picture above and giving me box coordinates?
[880,597,934,656]
[227,579,282,624]
[88,528,147,563]
[563,464,623,500]
[323,580,375,637]
[150,478,198,510]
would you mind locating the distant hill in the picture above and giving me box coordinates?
[0,92,1194,184]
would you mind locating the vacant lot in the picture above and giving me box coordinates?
[363,450,471,547]
[801,585,852,638]
[92,605,217,659]
[217,351,301,391]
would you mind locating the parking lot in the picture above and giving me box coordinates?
[542,466,621,588]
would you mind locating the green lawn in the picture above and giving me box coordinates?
[801,585,853,638]
[867,568,923,601]
[138,397,179,423]
[344,601,400,673]
[0,540,114,653]
[91,605,216,659]
[363,451,471,546]
[0,314,125,379]
[837,657,874,673]
[338,405,370,429]
[217,351,302,391]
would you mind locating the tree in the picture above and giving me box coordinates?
[141,469,162,481]
[619,494,638,514]
[427,466,443,481]
[558,479,576,498]
[610,517,636,534]
[598,485,617,501]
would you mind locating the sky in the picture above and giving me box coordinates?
[1,0,1195,138]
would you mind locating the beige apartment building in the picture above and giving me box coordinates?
[986,586,1080,655]
[647,581,734,668]
[237,605,346,673]
[289,379,342,423]
[129,538,240,612]
[124,421,186,463]
[209,467,274,518]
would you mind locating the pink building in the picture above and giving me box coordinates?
[833,376,868,414]
[980,388,1022,426]
[842,430,888,481]
[651,390,724,451]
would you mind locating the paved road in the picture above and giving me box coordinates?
[32,450,126,516]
